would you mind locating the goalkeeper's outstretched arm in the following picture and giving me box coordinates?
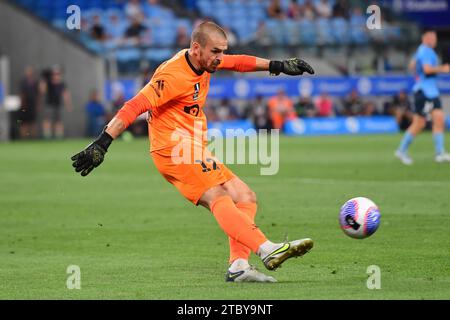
[219,55,315,76]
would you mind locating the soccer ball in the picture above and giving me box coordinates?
[339,197,381,239]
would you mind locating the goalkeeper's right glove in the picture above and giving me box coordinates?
[269,58,315,76]
[71,127,113,177]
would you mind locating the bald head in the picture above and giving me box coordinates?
[188,21,228,74]
[191,21,227,47]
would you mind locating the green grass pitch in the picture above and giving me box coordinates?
[1,133,449,299]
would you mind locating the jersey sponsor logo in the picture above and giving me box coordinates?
[156,80,165,91]
[150,80,165,97]
[193,82,200,101]
[184,104,200,117]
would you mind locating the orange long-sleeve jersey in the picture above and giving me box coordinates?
[116,49,257,154]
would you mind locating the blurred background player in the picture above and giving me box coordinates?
[396,30,450,165]
[41,66,73,139]
[18,66,40,139]
[268,89,297,131]
[85,89,107,137]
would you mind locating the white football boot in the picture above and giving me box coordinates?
[395,150,413,165]
[435,152,450,163]
[225,265,277,283]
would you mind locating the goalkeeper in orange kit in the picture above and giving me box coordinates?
[71,22,315,283]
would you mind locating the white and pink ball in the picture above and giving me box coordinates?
[339,197,381,239]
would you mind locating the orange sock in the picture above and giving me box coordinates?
[228,202,257,264]
[210,196,267,253]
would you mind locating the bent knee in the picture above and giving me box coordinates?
[199,185,229,211]
[239,189,257,204]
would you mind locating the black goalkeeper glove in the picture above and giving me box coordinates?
[71,127,113,177]
[269,58,315,76]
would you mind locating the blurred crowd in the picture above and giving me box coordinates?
[14,64,413,140]
[12,0,409,75]
[205,88,414,131]
[267,0,360,20]
[83,0,192,48]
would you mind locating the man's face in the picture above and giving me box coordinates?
[196,34,228,73]
[424,32,437,48]
[52,71,62,83]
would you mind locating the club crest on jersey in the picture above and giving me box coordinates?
[184,104,200,117]
[193,83,200,101]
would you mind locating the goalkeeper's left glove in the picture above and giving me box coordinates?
[269,58,315,76]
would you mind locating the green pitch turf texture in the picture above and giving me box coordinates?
[1,133,449,299]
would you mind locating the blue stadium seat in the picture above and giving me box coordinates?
[116,47,142,74]
[283,19,301,46]
[105,20,128,39]
[331,17,349,45]
[196,0,213,16]
[350,15,369,45]
[298,19,317,46]
[214,10,232,28]
[152,28,176,47]
[265,19,285,46]
[176,18,193,34]
[316,17,335,45]
[144,48,173,65]
[116,48,141,62]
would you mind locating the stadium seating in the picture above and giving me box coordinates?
[11,0,413,74]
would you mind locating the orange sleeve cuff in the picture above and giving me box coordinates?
[116,92,151,128]
[220,55,257,72]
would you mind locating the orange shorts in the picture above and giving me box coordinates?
[151,147,235,205]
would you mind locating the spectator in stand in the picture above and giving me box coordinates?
[315,91,334,117]
[315,0,332,18]
[85,89,107,137]
[295,94,316,118]
[267,0,285,19]
[110,82,126,118]
[204,101,218,122]
[268,89,297,130]
[90,15,107,42]
[301,0,316,20]
[40,66,73,139]
[125,0,144,20]
[246,95,271,130]
[385,90,413,130]
[176,25,191,48]
[215,98,240,121]
[18,66,40,139]
[361,101,380,116]
[333,0,350,19]
[124,15,147,45]
[287,0,302,20]
[341,89,364,116]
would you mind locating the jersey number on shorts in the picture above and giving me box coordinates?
[195,158,220,172]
